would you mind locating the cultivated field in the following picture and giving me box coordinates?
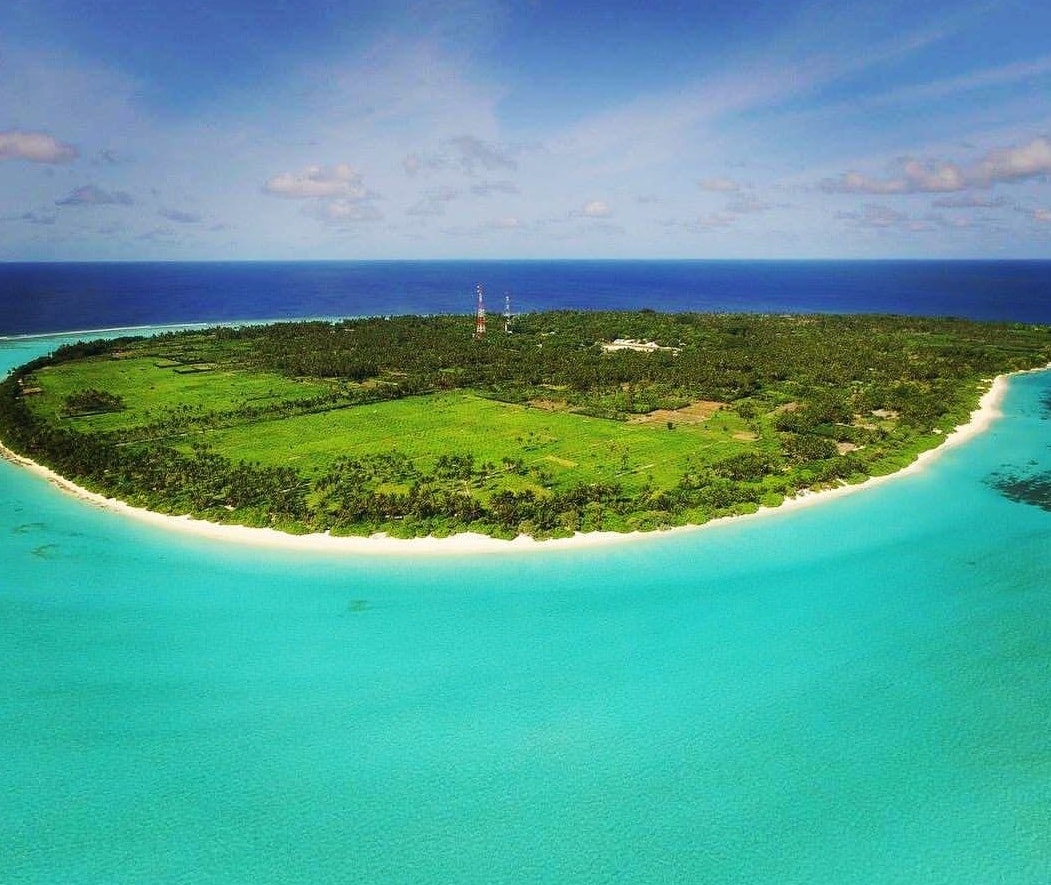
[191,391,756,492]
[27,353,758,495]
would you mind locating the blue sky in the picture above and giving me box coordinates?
[1,0,1049,259]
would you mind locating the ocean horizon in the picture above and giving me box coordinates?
[3,261,1050,882]
[4,259,1051,337]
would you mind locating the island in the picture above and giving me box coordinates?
[2,311,1049,542]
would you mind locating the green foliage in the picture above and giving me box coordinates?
[3,311,1049,539]
[781,432,838,463]
[61,388,125,416]
[714,451,780,482]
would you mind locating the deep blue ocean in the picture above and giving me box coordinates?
[2,261,1051,883]
[2,259,1050,336]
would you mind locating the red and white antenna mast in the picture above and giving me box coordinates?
[474,282,486,339]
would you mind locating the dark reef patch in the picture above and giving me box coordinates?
[985,469,1051,512]
[1040,390,1051,419]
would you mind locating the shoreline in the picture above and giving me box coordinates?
[0,369,1034,555]
[0,316,344,343]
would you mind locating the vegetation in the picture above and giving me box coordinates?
[2,311,1049,539]
[61,388,126,417]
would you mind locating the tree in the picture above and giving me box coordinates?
[61,389,125,416]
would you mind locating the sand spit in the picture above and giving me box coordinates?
[0,369,1039,556]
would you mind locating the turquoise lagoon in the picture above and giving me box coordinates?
[2,333,1050,884]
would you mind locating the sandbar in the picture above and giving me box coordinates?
[0,369,1039,555]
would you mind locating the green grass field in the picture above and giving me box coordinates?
[25,354,758,495]
[28,355,336,432]
[189,391,755,492]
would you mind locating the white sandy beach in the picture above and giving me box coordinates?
[0,369,1032,555]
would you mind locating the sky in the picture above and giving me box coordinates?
[1,0,1049,260]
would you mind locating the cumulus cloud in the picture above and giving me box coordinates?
[263,164,367,199]
[972,137,1051,185]
[822,160,965,195]
[55,185,134,206]
[0,130,78,164]
[580,199,612,218]
[264,163,381,226]
[699,177,741,193]
[822,137,1051,195]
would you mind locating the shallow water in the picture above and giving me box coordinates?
[2,336,1050,883]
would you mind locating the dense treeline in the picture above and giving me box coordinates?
[2,311,1049,539]
[175,311,1051,424]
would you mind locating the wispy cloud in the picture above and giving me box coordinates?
[471,180,518,197]
[138,225,178,241]
[488,215,523,230]
[858,55,1051,108]
[159,208,202,224]
[93,148,126,166]
[833,202,996,235]
[661,213,737,233]
[2,0,1048,259]
[406,186,460,217]
[303,199,383,225]
[931,194,1008,209]
[725,197,776,214]
[404,135,517,178]
[449,135,517,175]
[543,4,975,190]
[55,185,134,206]
[836,204,909,229]
[2,210,57,225]
[699,177,741,193]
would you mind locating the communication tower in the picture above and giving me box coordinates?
[474,283,486,339]
[503,291,513,334]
